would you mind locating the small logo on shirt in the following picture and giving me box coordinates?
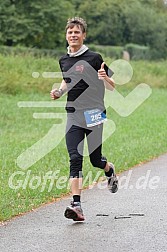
[75,65,84,73]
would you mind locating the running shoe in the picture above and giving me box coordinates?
[64,201,85,221]
[107,163,118,193]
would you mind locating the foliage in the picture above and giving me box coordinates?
[88,44,123,59]
[78,0,167,58]
[0,0,167,57]
[124,44,150,60]
[0,0,74,48]
[0,45,65,57]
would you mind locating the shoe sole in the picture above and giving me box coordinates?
[111,183,118,193]
[64,207,85,221]
[108,177,118,193]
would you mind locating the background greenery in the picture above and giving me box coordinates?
[0,0,167,59]
[0,0,167,222]
[0,54,167,221]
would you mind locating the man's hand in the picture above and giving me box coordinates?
[50,88,62,100]
[98,62,115,90]
[98,62,107,80]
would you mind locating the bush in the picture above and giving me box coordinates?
[0,44,124,60]
[0,45,66,58]
[124,43,150,60]
[87,44,123,59]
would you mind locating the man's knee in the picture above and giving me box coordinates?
[90,156,107,169]
[70,153,83,167]
[69,153,83,178]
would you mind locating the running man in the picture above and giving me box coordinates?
[50,17,118,221]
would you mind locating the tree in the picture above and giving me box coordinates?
[78,0,128,45]
[0,0,74,48]
[0,0,167,58]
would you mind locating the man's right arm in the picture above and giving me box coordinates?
[50,80,67,100]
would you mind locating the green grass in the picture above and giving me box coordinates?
[0,54,61,95]
[0,54,167,95]
[0,53,167,221]
[1,89,167,221]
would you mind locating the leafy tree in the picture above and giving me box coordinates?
[0,0,167,58]
[78,0,127,45]
[148,13,167,58]
[78,0,167,58]
[0,0,74,48]
[123,0,167,58]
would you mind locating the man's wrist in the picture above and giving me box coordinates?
[58,88,64,96]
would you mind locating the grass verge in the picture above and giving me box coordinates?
[0,88,167,221]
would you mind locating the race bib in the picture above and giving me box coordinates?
[84,109,107,127]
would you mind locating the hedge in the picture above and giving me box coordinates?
[124,43,150,60]
[0,45,65,58]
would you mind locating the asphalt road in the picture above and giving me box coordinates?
[0,154,167,252]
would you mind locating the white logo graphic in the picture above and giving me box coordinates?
[16,59,152,170]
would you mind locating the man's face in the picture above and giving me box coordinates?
[66,25,86,48]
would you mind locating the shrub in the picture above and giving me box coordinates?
[87,44,123,59]
[124,43,150,60]
[0,45,65,58]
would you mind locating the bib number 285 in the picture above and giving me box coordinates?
[84,109,107,127]
[91,112,102,121]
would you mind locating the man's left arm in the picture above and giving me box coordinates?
[98,62,115,90]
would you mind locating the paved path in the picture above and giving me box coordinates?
[0,154,167,252]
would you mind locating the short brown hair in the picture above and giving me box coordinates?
[66,17,87,33]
